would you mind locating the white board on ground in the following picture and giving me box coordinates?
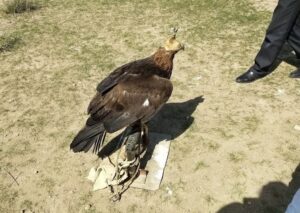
[131,133,171,191]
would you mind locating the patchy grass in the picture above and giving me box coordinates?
[232,182,246,198]
[0,184,18,212]
[127,204,138,213]
[229,152,246,163]
[20,199,34,211]
[0,33,21,53]
[37,177,55,196]
[194,160,209,171]
[242,115,261,133]
[0,0,299,212]
[204,195,217,205]
[277,142,300,163]
[4,0,41,14]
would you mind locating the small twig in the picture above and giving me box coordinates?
[108,156,115,167]
[5,170,20,186]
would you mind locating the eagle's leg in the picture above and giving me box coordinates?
[110,127,134,202]
[124,123,140,160]
[112,127,132,180]
[111,126,143,202]
[123,122,143,178]
[124,122,148,158]
[141,123,149,154]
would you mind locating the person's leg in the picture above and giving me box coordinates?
[287,13,300,78]
[236,0,300,83]
[285,189,300,213]
[288,14,300,57]
[253,0,300,72]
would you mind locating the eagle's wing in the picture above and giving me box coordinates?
[96,61,138,95]
[87,74,173,133]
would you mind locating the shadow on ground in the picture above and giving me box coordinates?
[217,163,300,213]
[98,96,204,158]
[148,95,204,139]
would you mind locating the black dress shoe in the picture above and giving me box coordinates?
[289,68,300,78]
[236,69,267,83]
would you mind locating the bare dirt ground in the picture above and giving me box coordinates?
[1,0,300,212]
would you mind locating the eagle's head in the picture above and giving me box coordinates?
[153,29,184,73]
[163,28,184,52]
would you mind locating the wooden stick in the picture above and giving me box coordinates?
[5,170,20,186]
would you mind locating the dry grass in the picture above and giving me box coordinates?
[0,0,300,212]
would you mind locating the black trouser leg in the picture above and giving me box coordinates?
[288,14,300,58]
[252,0,300,74]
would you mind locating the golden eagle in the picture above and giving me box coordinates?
[70,32,184,153]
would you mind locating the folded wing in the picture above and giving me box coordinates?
[88,73,173,133]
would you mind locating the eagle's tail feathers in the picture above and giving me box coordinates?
[70,123,106,153]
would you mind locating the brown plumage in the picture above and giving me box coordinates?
[70,34,184,153]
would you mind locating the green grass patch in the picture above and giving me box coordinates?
[194,160,209,171]
[229,152,245,163]
[0,33,21,53]
[4,0,41,14]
